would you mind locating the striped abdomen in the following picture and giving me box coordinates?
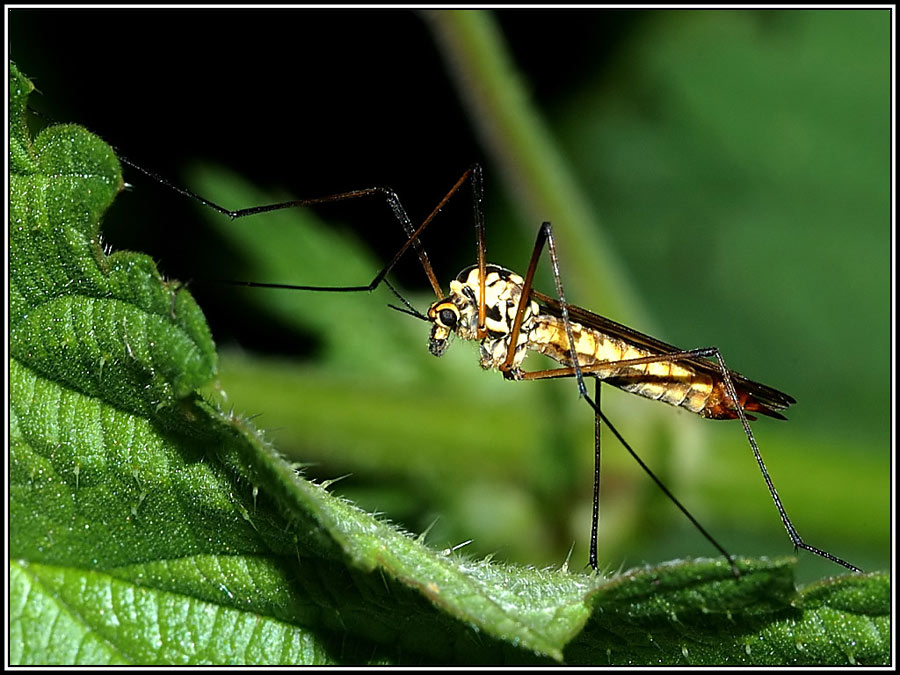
[529,314,760,420]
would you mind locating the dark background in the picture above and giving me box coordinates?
[9,8,638,351]
[8,8,890,579]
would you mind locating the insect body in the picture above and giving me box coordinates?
[429,263,793,421]
[122,157,860,575]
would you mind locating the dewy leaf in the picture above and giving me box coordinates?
[8,61,890,666]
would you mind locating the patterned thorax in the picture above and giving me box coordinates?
[427,264,539,371]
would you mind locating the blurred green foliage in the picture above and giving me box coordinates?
[188,9,888,586]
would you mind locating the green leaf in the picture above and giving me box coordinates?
[8,55,889,667]
[572,559,890,665]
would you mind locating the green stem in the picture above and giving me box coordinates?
[422,9,652,328]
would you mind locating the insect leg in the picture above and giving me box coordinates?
[524,363,739,574]
[590,379,602,571]
[523,349,862,573]
[501,222,587,398]
[119,154,484,300]
[704,348,863,573]
[498,222,728,571]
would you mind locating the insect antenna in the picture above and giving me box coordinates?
[384,279,429,322]
[388,304,430,323]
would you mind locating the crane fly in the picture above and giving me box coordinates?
[122,157,861,575]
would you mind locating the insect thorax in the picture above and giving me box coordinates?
[427,264,539,371]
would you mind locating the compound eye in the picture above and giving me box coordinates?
[438,306,458,329]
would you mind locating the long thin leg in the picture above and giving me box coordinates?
[519,348,862,573]
[470,164,489,338]
[707,348,862,573]
[590,379,602,571]
[119,154,486,301]
[591,383,739,575]
[501,222,586,395]
[498,221,736,573]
